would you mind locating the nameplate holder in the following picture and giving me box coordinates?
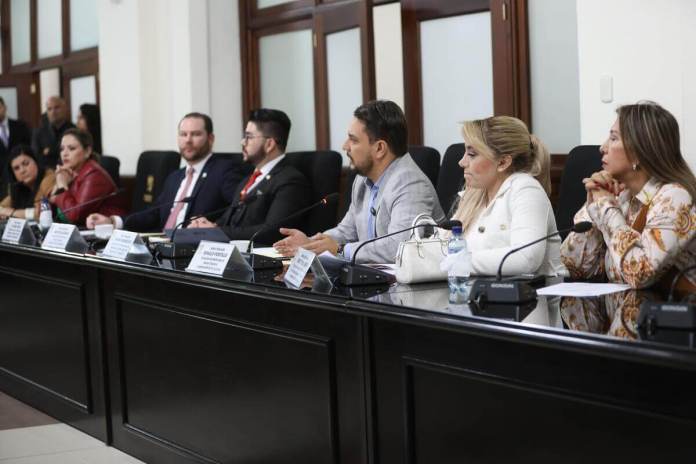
[1,218,36,246]
[41,224,88,253]
[185,240,252,278]
[284,247,332,290]
[102,230,152,264]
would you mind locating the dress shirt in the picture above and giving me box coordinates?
[246,154,285,193]
[561,177,696,288]
[462,172,562,276]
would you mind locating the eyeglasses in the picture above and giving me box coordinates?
[241,133,269,144]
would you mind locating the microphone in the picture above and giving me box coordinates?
[339,219,462,286]
[469,221,593,305]
[637,264,696,338]
[245,192,339,269]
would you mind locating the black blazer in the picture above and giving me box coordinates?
[0,118,33,198]
[217,158,312,245]
[124,154,247,232]
[31,120,75,168]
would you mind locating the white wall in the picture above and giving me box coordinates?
[528,0,580,154]
[576,0,696,169]
[98,0,242,175]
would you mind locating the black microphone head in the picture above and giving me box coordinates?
[438,219,462,230]
[572,221,593,233]
[323,192,339,203]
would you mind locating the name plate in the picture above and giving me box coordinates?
[284,247,332,290]
[41,223,88,253]
[186,240,252,276]
[102,230,151,263]
[2,218,29,244]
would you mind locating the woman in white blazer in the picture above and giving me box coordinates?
[450,116,562,277]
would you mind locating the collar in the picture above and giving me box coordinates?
[257,153,285,178]
[184,152,213,175]
[632,177,662,206]
[364,155,400,189]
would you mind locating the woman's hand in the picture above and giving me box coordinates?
[583,170,623,203]
[54,165,76,190]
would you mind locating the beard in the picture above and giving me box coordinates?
[182,140,212,163]
[243,144,268,166]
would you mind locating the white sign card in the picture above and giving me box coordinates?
[101,230,151,263]
[185,241,252,276]
[41,224,88,253]
[284,247,332,290]
[2,218,32,244]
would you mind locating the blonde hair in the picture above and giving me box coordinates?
[451,116,551,232]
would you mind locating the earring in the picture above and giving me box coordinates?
[632,163,638,171]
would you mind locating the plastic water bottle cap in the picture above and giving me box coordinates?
[452,225,462,235]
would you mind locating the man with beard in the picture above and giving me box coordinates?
[274,100,444,264]
[188,108,311,245]
[86,112,246,231]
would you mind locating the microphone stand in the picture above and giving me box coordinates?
[339,219,461,286]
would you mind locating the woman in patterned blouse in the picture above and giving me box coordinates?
[561,101,696,291]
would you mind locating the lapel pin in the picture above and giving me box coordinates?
[478,226,485,233]
[202,172,207,179]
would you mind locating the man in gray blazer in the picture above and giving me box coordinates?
[274,100,444,264]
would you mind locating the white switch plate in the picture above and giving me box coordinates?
[600,75,613,103]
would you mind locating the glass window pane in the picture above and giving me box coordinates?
[326,27,362,165]
[257,0,295,9]
[10,0,31,65]
[259,29,315,151]
[373,3,404,110]
[38,0,63,59]
[39,68,61,111]
[0,88,19,119]
[420,13,493,157]
[70,0,99,51]
[70,75,97,125]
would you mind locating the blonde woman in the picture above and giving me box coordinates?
[561,102,696,291]
[451,116,561,276]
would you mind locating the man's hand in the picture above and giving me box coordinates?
[302,233,339,256]
[86,213,113,229]
[188,217,216,228]
[273,228,310,257]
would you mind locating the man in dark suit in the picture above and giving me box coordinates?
[188,108,311,245]
[31,96,75,168]
[86,112,248,232]
[0,97,32,199]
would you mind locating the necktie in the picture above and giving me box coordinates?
[164,166,194,230]
[239,169,262,200]
[0,124,8,148]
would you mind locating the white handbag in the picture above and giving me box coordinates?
[395,215,449,284]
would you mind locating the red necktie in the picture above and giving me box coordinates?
[164,167,194,229]
[239,169,262,201]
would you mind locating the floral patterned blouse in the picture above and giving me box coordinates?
[560,178,696,288]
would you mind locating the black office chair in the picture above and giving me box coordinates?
[408,145,440,187]
[100,155,121,187]
[131,150,181,213]
[555,145,602,240]
[284,151,343,235]
[436,143,465,215]
[213,152,254,179]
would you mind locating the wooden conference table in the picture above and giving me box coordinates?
[1,241,695,463]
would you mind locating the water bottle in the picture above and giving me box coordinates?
[39,197,53,232]
[447,225,471,304]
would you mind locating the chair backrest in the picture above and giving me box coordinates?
[436,143,465,215]
[131,150,181,212]
[100,155,121,186]
[555,145,602,240]
[284,151,343,235]
[408,145,440,187]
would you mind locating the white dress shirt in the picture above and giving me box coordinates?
[246,154,285,193]
[462,172,562,276]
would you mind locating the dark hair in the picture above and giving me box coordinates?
[6,144,46,209]
[248,108,291,151]
[617,101,696,201]
[61,128,99,162]
[79,103,102,154]
[353,100,408,157]
[0,97,5,107]
[180,112,214,134]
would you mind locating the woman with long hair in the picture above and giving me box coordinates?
[450,116,561,276]
[0,145,55,219]
[76,103,102,154]
[561,101,696,290]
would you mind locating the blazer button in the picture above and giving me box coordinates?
[478,226,485,233]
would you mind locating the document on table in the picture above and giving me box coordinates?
[253,246,288,260]
[537,282,631,297]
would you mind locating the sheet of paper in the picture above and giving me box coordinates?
[537,282,631,297]
[253,246,287,259]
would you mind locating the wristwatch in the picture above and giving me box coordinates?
[336,243,345,257]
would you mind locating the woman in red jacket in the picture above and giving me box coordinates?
[51,128,126,225]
